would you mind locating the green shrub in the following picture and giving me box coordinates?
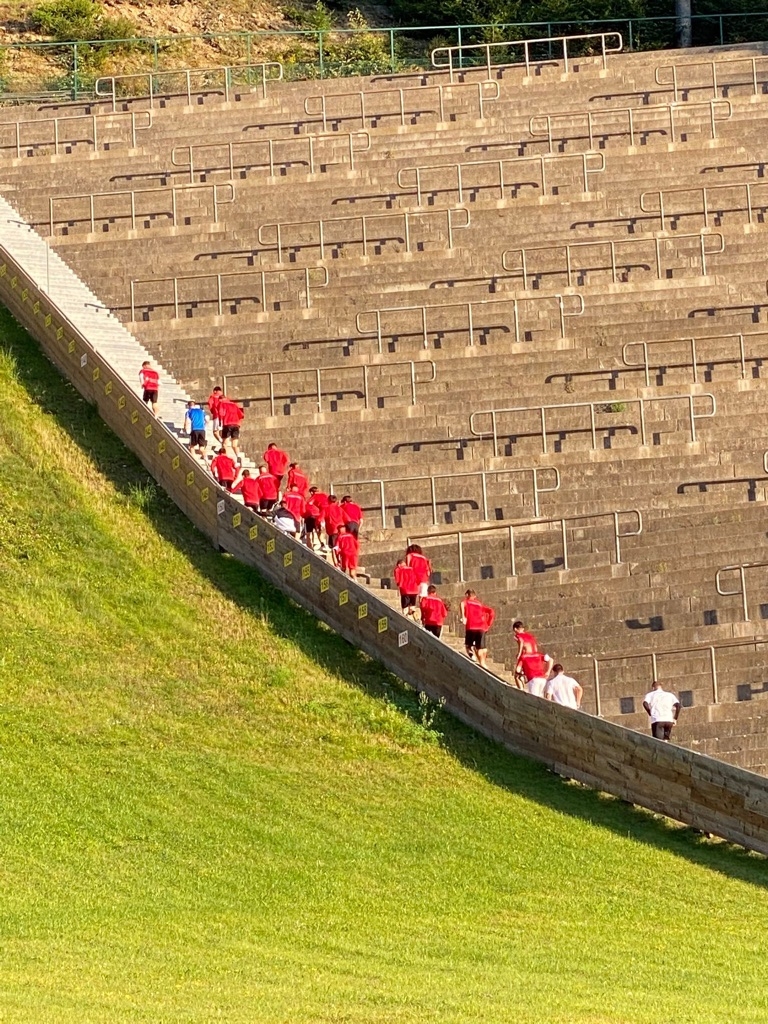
[30,0,101,41]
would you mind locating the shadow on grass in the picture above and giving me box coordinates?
[4,307,767,889]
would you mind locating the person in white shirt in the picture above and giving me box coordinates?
[642,680,681,741]
[544,664,583,709]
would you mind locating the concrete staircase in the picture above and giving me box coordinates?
[8,39,768,772]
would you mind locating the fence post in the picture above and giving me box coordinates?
[318,31,325,78]
[72,43,79,101]
[390,29,396,73]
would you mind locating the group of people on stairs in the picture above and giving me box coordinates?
[143,363,683,740]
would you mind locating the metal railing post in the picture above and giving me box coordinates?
[457,531,465,582]
[561,517,569,570]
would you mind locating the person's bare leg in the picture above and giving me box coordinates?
[476,647,488,668]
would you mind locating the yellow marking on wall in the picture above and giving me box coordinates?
[357,602,368,619]
[249,525,258,540]
[301,563,311,580]
[201,488,209,503]
[232,512,241,528]
[320,576,330,593]
[266,539,275,554]
[186,471,195,486]
[284,551,293,567]
[118,395,126,410]
[378,617,388,634]
[105,381,113,396]
[339,590,349,606]
[157,439,166,454]
[131,410,139,424]
[92,368,100,382]
[144,423,152,438]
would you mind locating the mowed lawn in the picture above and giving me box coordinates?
[1,309,767,1024]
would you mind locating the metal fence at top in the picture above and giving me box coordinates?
[4,12,768,99]
[430,31,623,80]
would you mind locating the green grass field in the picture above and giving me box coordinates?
[1,308,767,1023]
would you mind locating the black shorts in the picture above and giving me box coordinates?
[221,425,240,440]
[143,389,158,404]
[652,721,674,741]
[259,497,276,512]
[465,629,486,650]
[327,532,338,549]
[304,516,318,533]
[220,478,234,491]
[190,429,206,447]
[400,593,417,610]
[424,624,442,638]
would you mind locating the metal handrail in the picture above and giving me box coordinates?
[221,359,436,416]
[502,231,724,288]
[1,109,152,158]
[303,80,499,131]
[469,393,717,456]
[329,466,560,528]
[256,207,470,263]
[621,330,768,386]
[355,293,584,353]
[48,181,234,236]
[431,31,623,82]
[407,508,641,582]
[397,150,605,206]
[94,62,283,110]
[655,53,768,103]
[528,98,731,152]
[590,635,768,716]
[171,130,370,183]
[716,560,768,622]
[639,178,765,231]
[130,264,329,321]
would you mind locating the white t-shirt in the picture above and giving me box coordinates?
[544,673,581,709]
[643,688,680,723]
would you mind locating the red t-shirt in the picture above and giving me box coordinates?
[325,503,346,532]
[140,367,159,390]
[463,599,493,631]
[220,399,244,427]
[211,454,236,482]
[287,468,309,496]
[521,652,550,681]
[420,595,448,627]
[310,491,329,510]
[335,533,359,564]
[407,552,431,584]
[305,498,324,522]
[264,447,289,476]
[257,472,279,500]
[516,631,538,657]
[207,391,222,417]
[394,563,419,596]
[341,501,363,524]
[283,491,305,519]
[232,476,260,505]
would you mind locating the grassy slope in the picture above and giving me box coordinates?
[0,306,767,1023]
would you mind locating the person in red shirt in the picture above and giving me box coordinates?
[219,397,244,458]
[139,360,159,416]
[419,584,449,638]
[303,488,325,549]
[210,447,237,490]
[256,464,279,513]
[207,385,224,443]
[394,558,419,617]
[461,589,495,667]
[263,443,290,489]
[520,650,554,697]
[287,462,310,497]
[340,494,363,537]
[282,485,306,526]
[334,525,359,578]
[513,620,541,686]
[231,469,261,511]
[406,543,432,598]
[324,494,346,550]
